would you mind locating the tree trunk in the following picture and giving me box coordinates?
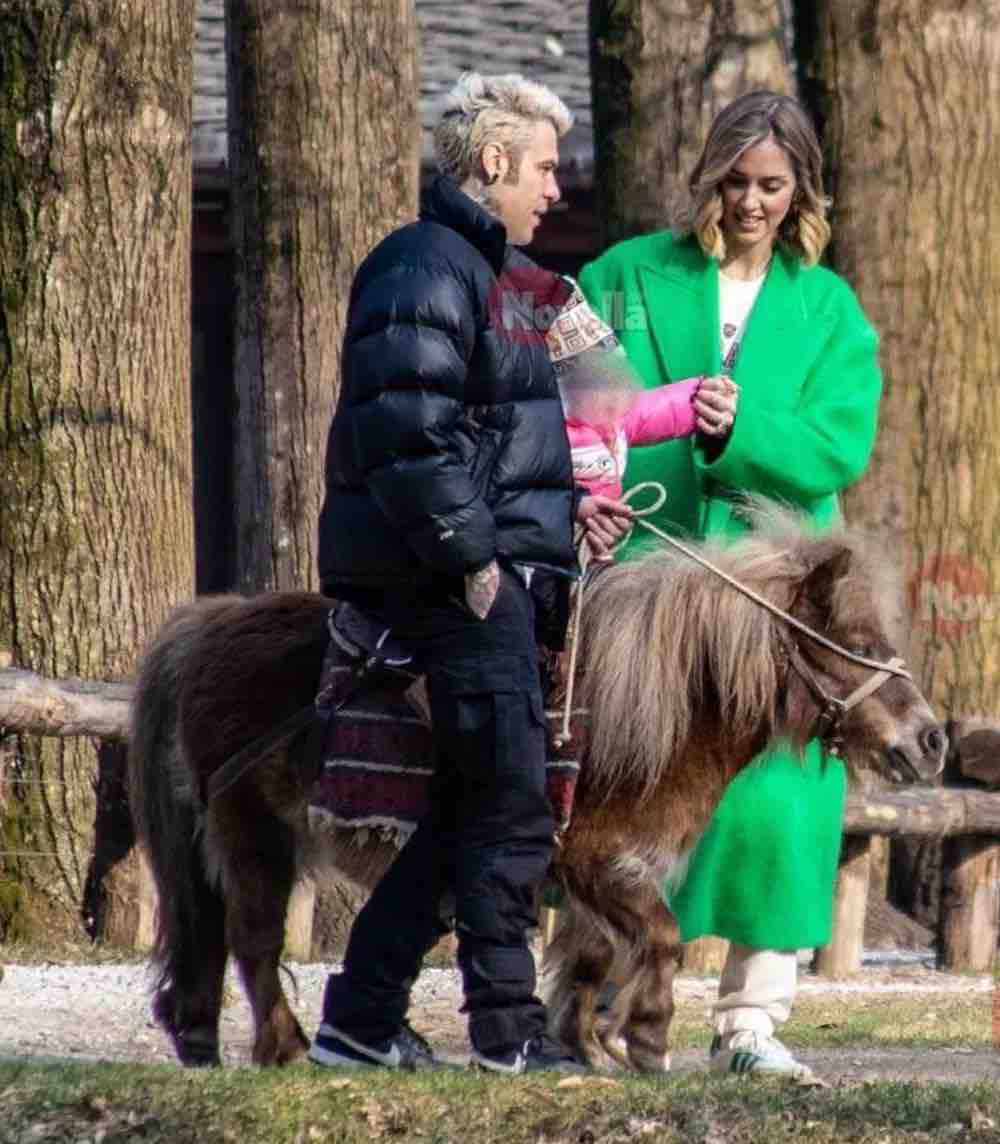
[589,0,795,245]
[0,2,196,944]
[803,3,1000,719]
[226,0,420,594]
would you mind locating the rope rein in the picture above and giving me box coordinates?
[553,481,911,748]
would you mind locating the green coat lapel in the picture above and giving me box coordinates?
[637,253,721,382]
[636,244,835,404]
[732,250,832,404]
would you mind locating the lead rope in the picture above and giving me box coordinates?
[552,484,668,748]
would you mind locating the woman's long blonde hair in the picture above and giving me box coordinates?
[674,91,831,267]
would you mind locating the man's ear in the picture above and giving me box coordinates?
[480,142,508,184]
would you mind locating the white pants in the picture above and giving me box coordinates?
[713,944,798,1037]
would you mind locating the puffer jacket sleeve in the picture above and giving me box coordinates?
[340,257,496,576]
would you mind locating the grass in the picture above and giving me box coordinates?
[2,1060,1000,1143]
[665,988,993,1050]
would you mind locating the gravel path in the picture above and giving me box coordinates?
[1,958,997,1083]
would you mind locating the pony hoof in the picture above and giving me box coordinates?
[176,1034,222,1068]
[627,1046,671,1074]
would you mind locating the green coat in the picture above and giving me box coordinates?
[578,232,882,949]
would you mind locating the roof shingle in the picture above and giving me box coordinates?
[193,0,592,174]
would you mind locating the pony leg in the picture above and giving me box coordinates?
[151,872,228,1067]
[550,868,680,1075]
[618,898,682,1073]
[209,801,309,1067]
[544,902,622,1071]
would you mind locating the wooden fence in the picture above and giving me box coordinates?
[2,666,999,975]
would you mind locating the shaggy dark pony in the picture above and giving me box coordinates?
[128,509,944,1069]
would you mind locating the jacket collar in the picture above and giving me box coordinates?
[635,237,819,384]
[420,176,508,274]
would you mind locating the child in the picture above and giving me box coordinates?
[544,279,705,498]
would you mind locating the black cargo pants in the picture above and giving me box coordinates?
[319,570,554,1056]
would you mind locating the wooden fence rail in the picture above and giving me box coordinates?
[2,667,998,974]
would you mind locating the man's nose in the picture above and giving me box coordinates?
[546,176,561,204]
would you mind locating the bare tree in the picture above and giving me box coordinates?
[226,0,420,594]
[589,0,796,244]
[0,1,196,943]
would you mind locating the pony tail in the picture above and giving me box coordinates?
[128,598,234,1063]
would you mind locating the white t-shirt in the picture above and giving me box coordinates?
[719,268,767,373]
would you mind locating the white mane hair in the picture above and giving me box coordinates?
[578,501,899,796]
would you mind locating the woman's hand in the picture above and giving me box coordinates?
[694,375,739,437]
[577,495,634,562]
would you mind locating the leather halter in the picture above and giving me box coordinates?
[781,637,909,756]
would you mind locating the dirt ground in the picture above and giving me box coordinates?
[1,955,997,1085]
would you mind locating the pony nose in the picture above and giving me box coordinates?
[920,724,948,769]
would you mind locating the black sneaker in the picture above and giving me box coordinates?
[472,1032,589,1075]
[309,1021,440,1071]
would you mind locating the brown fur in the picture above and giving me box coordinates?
[128,515,944,1068]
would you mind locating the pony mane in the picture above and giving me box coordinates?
[578,502,896,796]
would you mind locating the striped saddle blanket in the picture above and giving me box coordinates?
[309,649,586,845]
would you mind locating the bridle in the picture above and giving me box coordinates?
[778,637,908,756]
[617,483,912,756]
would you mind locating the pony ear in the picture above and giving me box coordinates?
[800,545,853,612]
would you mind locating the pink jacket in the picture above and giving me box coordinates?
[565,377,700,498]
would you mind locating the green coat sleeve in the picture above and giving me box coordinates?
[697,282,882,506]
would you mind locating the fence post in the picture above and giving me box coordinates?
[938,836,1000,973]
[813,834,870,978]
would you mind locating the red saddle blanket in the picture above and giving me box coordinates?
[309,661,586,844]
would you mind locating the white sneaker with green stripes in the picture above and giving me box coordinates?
[709,1031,813,1078]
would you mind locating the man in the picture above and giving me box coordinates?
[310,73,632,1075]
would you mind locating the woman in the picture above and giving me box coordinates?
[578,91,882,1078]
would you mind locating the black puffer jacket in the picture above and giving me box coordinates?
[318,176,578,596]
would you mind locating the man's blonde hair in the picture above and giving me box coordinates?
[674,91,831,267]
[434,72,573,182]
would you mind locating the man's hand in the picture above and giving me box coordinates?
[465,558,501,619]
[577,495,634,562]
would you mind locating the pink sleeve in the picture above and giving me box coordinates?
[622,377,701,445]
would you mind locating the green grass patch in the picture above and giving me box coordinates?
[667,990,992,1051]
[2,1060,999,1144]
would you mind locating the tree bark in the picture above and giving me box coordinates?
[589,0,795,245]
[226,0,420,594]
[0,2,196,943]
[803,3,1000,719]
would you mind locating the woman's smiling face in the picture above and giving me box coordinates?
[719,136,797,258]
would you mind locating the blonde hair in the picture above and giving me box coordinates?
[674,91,831,267]
[434,72,573,183]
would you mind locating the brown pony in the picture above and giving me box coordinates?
[127,509,945,1069]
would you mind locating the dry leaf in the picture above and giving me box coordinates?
[970,1105,996,1130]
[796,1071,829,1089]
